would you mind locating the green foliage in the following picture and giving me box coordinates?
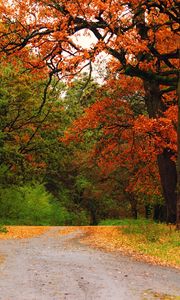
[0,62,97,225]
[55,186,90,225]
[0,184,68,225]
[99,218,150,226]
[0,225,8,233]
[75,175,92,192]
[0,61,44,184]
[99,219,126,226]
[0,183,90,225]
[64,210,89,226]
[63,73,99,121]
[19,184,54,225]
[49,203,69,226]
[0,187,26,220]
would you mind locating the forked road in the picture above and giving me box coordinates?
[0,227,179,300]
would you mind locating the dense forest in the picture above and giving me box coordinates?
[0,0,179,227]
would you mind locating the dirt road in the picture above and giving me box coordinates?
[0,227,179,300]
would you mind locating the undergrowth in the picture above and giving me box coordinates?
[0,225,8,233]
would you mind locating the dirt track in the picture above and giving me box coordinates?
[0,227,180,300]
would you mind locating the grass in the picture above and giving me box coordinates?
[99,218,152,226]
[85,219,180,268]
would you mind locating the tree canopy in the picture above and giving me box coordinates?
[0,0,179,226]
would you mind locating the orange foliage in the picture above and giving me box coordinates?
[0,0,178,202]
[63,94,177,195]
[0,1,178,86]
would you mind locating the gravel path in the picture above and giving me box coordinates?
[0,227,180,300]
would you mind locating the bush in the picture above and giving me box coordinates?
[0,183,92,225]
[0,184,76,225]
[0,224,8,233]
[19,184,53,225]
[49,202,71,225]
[66,210,89,226]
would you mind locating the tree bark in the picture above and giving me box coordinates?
[144,80,177,224]
[177,77,180,229]
[153,204,167,222]
[129,194,138,219]
[88,199,98,225]
[157,150,177,223]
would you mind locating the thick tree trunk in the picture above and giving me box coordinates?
[144,80,177,224]
[143,81,166,118]
[177,78,180,229]
[153,204,167,222]
[157,150,177,223]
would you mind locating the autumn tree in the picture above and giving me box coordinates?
[0,0,179,224]
[63,84,176,219]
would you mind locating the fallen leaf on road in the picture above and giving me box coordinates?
[0,226,50,239]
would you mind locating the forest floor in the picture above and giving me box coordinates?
[0,226,180,300]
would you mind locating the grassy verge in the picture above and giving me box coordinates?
[80,219,180,269]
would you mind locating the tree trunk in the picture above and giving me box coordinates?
[144,80,177,224]
[153,204,167,222]
[129,194,138,219]
[88,199,98,225]
[177,78,180,229]
[131,204,137,219]
[157,150,177,223]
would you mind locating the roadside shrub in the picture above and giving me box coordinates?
[0,224,8,233]
[0,184,76,225]
[19,184,53,225]
[0,183,91,225]
[49,203,70,225]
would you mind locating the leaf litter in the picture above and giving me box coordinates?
[59,226,180,269]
